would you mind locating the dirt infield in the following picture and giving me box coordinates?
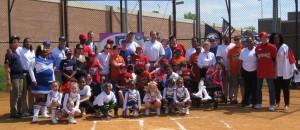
[1,87,300,130]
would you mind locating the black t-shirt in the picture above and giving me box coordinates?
[59,59,77,83]
[4,52,23,79]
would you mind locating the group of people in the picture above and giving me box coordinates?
[4,30,298,124]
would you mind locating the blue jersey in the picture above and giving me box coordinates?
[120,49,132,65]
[32,56,54,94]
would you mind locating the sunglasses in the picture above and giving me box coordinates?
[105,48,111,49]
[77,48,83,50]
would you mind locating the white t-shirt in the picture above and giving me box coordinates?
[16,47,35,71]
[127,41,140,53]
[239,47,257,72]
[96,52,111,75]
[197,52,216,68]
[77,85,91,100]
[52,46,69,68]
[216,43,235,70]
[93,91,116,106]
[185,47,204,62]
[143,40,165,61]
[276,44,297,79]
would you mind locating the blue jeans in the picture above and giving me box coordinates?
[257,78,275,105]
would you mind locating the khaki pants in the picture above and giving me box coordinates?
[10,78,23,115]
[21,74,34,113]
[229,74,244,101]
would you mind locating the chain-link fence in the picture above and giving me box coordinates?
[0,0,299,90]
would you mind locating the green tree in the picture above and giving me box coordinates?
[184,12,196,20]
[244,26,256,31]
[152,10,159,13]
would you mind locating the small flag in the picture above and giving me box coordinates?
[205,23,222,43]
[222,18,235,36]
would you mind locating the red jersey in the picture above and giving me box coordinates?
[151,68,166,81]
[255,43,277,78]
[136,71,152,87]
[131,54,149,71]
[115,72,133,88]
[176,68,194,81]
[171,44,186,56]
[85,60,101,83]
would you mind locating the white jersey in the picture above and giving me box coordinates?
[93,91,116,106]
[16,47,35,71]
[46,90,62,107]
[143,92,162,103]
[123,89,141,110]
[216,43,235,70]
[163,87,176,99]
[63,92,80,113]
[77,85,91,100]
[96,52,111,75]
[173,87,190,103]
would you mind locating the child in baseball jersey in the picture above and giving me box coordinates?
[174,77,192,114]
[60,82,81,124]
[46,81,62,124]
[162,78,176,114]
[77,76,92,115]
[143,81,162,116]
[93,83,117,120]
[122,80,141,117]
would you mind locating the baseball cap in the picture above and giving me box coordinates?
[86,73,92,80]
[59,36,66,41]
[175,47,182,51]
[127,32,134,35]
[160,59,169,64]
[79,34,88,40]
[88,52,96,57]
[43,40,52,46]
[107,38,114,43]
[259,32,268,38]
[9,35,20,44]
[208,37,216,42]
[65,49,72,55]
[136,46,143,50]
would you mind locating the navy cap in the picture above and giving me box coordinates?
[59,36,66,41]
[65,49,72,55]
[208,37,216,42]
[43,40,52,46]
[9,35,20,43]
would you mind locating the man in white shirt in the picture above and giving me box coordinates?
[216,36,235,103]
[52,36,69,83]
[185,37,204,62]
[143,31,165,71]
[127,32,140,55]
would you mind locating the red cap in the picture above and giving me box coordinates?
[259,32,268,38]
[175,47,182,51]
[88,52,96,57]
[136,46,143,50]
[107,38,114,43]
[161,59,169,64]
[79,34,88,40]
[86,73,92,79]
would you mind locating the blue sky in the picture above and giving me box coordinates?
[79,0,298,31]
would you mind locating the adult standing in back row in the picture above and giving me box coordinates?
[86,31,98,54]
[143,31,165,71]
[254,32,277,111]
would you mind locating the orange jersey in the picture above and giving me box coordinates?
[227,46,243,74]
[109,55,125,82]
[136,71,152,87]
[170,56,186,72]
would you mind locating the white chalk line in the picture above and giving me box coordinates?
[170,118,187,130]
[139,119,144,130]
[219,120,234,129]
[174,116,207,120]
[91,121,97,130]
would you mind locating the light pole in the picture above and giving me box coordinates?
[258,0,263,19]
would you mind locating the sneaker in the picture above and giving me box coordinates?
[10,114,21,118]
[133,110,138,117]
[51,117,58,124]
[69,117,77,124]
[42,113,50,118]
[185,108,189,115]
[269,105,276,111]
[165,108,169,114]
[23,112,31,117]
[254,104,262,109]
[82,108,86,115]
[32,116,38,123]
[178,108,182,114]
[284,106,289,112]
[156,109,160,116]
[191,93,199,98]
[145,109,150,116]
[230,100,238,104]
[203,96,212,101]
